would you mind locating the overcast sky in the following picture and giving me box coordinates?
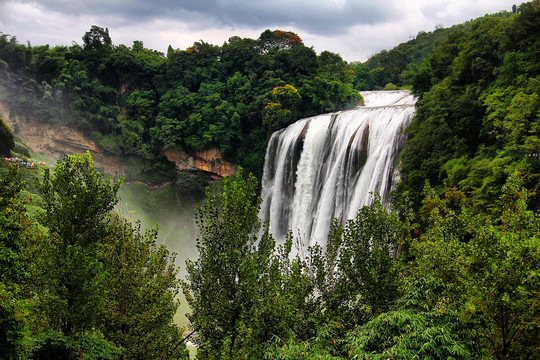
[0,0,522,62]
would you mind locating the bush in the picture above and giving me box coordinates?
[383,82,400,90]
[29,331,121,360]
[13,142,31,158]
[0,118,14,157]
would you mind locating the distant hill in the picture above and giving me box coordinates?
[354,10,515,89]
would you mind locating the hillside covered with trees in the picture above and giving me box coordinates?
[0,1,539,359]
[397,0,539,214]
[356,9,515,90]
[0,28,361,182]
[181,3,540,356]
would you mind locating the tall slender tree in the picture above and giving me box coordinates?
[35,152,121,336]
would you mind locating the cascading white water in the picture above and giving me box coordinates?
[260,90,416,247]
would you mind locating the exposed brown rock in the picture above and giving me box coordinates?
[297,119,311,142]
[162,148,237,178]
[0,104,125,178]
[360,124,369,154]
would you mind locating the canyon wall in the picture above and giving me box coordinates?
[0,104,126,178]
[1,104,236,179]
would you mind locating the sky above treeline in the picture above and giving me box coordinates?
[0,0,521,62]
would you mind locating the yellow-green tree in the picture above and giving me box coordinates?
[263,84,301,132]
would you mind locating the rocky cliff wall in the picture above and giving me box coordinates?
[0,104,125,178]
[162,148,237,178]
[1,103,237,179]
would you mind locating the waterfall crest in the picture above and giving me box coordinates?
[260,90,416,247]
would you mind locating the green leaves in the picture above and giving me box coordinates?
[182,166,539,358]
[0,117,15,156]
[11,152,186,358]
[183,168,262,357]
[32,153,122,335]
[100,220,185,359]
[2,27,364,182]
[28,330,121,360]
[184,169,320,358]
[346,307,471,359]
[37,152,121,247]
[308,197,401,332]
[411,174,540,359]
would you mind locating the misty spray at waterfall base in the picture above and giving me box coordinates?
[260,90,416,247]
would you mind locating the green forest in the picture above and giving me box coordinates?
[0,27,362,183]
[1,0,539,359]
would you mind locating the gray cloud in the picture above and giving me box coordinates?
[20,0,397,35]
[2,0,520,62]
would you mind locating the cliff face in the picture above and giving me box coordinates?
[162,148,237,178]
[0,104,125,178]
[1,104,237,179]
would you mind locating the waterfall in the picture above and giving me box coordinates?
[260,90,416,247]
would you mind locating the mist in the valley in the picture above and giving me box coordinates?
[1,84,204,329]
[115,182,203,328]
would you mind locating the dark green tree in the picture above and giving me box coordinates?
[351,63,375,90]
[82,25,112,50]
[34,152,122,336]
[100,219,187,359]
[183,168,262,358]
[345,277,475,359]
[380,49,408,86]
[410,175,540,359]
[462,174,540,358]
[183,168,316,359]
[0,164,29,359]
[312,197,401,326]
[0,117,14,156]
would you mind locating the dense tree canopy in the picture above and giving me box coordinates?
[0,165,29,358]
[0,28,361,182]
[184,167,538,359]
[0,154,187,359]
[397,0,540,213]
[361,9,514,89]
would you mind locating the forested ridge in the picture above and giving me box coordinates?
[0,9,517,184]
[1,1,539,359]
[359,9,515,90]
[397,0,539,213]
